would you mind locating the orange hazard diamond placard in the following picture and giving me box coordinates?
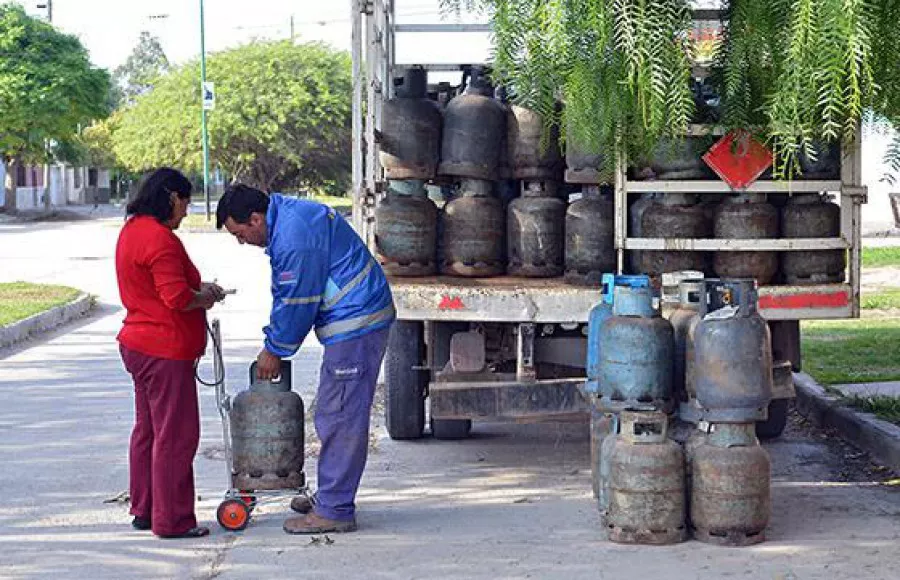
[702,130,773,190]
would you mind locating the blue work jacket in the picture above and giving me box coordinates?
[263,194,394,355]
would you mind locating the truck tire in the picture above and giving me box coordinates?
[431,418,472,440]
[385,321,427,440]
[756,398,789,440]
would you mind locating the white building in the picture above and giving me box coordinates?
[1,161,111,211]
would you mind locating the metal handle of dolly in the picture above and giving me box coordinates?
[210,318,235,484]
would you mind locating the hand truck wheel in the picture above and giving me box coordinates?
[217,498,250,531]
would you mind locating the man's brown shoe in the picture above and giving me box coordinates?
[283,513,357,534]
[290,495,314,514]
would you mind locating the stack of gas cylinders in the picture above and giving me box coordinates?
[585,276,773,546]
[374,65,615,284]
[628,190,845,285]
[376,66,845,286]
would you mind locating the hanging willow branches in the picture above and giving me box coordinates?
[440,0,900,178]
[441,0,695,176]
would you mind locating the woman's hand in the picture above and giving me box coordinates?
[200,281,227,302]
[184,286,219,311]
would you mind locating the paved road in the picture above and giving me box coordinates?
[0,214,897,579]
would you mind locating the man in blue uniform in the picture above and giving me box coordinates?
[216,184,395,534]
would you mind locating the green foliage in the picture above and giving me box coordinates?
[0,3,111,165]
[802,318,900,384]
[862,246,900,268]
[444,0,695,179]
[844,394,900,424]
[112,40,352,194]
[861,289,900,310]
[112,31,169,107]
[0,281,81,326]
[442,0,900,178]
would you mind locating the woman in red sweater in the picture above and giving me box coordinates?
[116,167,225,539]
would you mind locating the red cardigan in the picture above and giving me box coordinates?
[116,215,207,361]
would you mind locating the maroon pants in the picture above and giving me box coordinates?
[120,345,200,536]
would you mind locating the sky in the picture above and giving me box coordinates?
[17,0,491,71]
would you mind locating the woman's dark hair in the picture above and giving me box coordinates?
[216,183,270,229]
[126,167,192,221]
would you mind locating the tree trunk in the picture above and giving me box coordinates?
[43,163,51,212]
[4,158,18,213]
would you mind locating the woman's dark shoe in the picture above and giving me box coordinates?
[131,517,152,531]
[159,526,210,539]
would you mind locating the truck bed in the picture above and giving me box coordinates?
[388,275,854,322]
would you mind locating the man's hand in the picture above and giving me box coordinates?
[256,349,282,381]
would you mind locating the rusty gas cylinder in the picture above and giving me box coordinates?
[438,67,506,180]
[628,192,661,274]
[378,66,442,179]
[692,279,773,422]
[669,278,703,412]
[565,186,615,285]
[507,181,566,277]
[640,193,711,276]
[780,193,845,284]
[507,104,562,180]
[604,410,687,544]
[440,178,505,276]
[691,422,771,546]
[564,114,604,184]
[597,284,674,412]
[375,179,438,276]
[231,361,305,490]
[591,407,616,502]
[713,193,779,284]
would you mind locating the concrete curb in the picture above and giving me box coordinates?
[0,293,94,349]
[794,372,900,473]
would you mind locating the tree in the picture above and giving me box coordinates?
[112,31,169,107]
[0,4,111,211]
[112,40,351,195]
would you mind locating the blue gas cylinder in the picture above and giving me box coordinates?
[597,284,674,411]
[585,274,651,394]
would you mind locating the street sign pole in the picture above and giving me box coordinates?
[200,0,211,221]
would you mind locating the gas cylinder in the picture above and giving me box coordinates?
[438,67,506,180]
[440,178,505,276]
[591,408,616,502]
[639,193,711,275]
[494,86,512,180]
[628,192,662,274]
[781,193,845,284]
[585,274,651,396]
[691,422,771,546]
[231,362,305,490]
[713,193,779,284]
[564,123,604,184]
[378,66,442,180]
[669,278,703,409]
[597,284,674,412]
[693,279,773,422]
[603,410,687,545]
[798,140,841,179]
[640,138,712,180]
[375,180,438,276]
[564,186,615,285]
[507,103,562,180]
[507,181,566,277]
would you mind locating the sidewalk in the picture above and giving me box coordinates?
[794,373,900,473]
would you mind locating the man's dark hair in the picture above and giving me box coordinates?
[216,183,270,229]
[127,167,192,222]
